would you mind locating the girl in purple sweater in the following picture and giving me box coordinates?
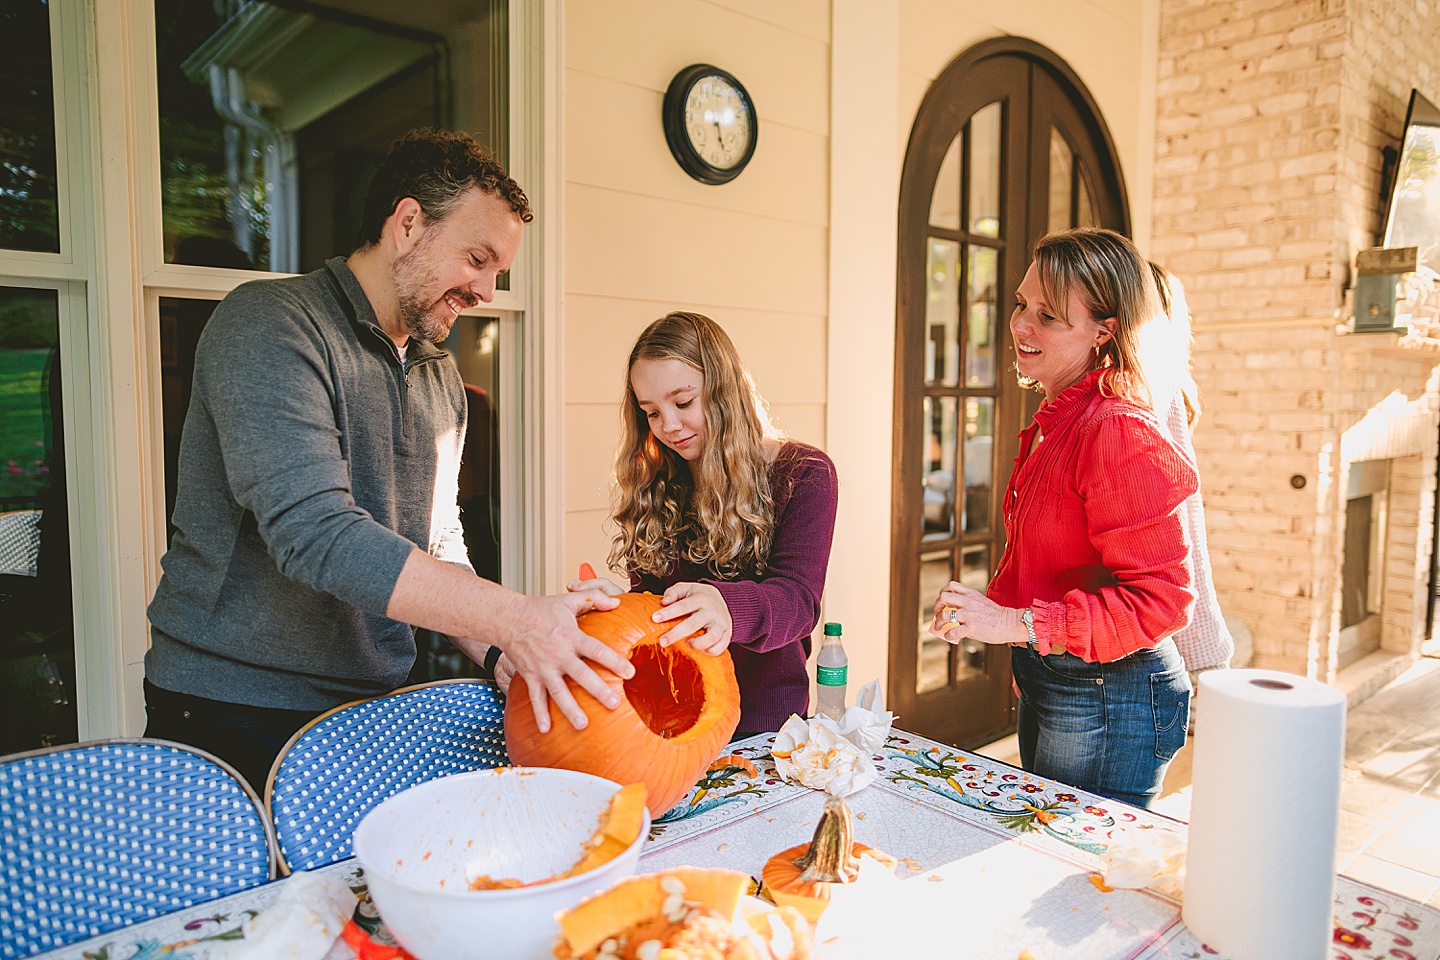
[573,311,839,737]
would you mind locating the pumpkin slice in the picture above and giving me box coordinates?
[760,796,896,922]
[563,782,649,878]
[505,593,742,815]
[556,867,750,957]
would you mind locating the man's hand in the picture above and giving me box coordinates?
[481,589,631,734]
[653,581,732,655]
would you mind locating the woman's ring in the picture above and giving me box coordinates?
[945,607,960,624]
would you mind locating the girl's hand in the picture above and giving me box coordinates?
[566,574,626,596]
[653,582,732,655]
[930,581,1027,646]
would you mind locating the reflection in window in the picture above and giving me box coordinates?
[925,238,959,386]
[0,1,60,253]
[156,0,508,273]
[0,287,75,752]
[1048,129,1073,234]
[967,103,1001,237]
[922,396,958,541]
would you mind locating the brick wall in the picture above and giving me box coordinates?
[1154,0,1440,678]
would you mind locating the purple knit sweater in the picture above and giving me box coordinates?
[631,441,839,734]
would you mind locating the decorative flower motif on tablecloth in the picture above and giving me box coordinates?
[882,745,1116,855]
[650,746,772,834]
[1332,924,1373,949]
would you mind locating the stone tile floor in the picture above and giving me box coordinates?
[979,652,1440,910]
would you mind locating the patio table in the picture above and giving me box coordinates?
[32,729,1440,960]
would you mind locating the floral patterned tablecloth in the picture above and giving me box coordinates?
[35,730,1440,960]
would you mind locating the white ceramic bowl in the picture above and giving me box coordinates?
[352,767,651,960]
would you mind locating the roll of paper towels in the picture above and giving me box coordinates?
[1182,668,1346,959]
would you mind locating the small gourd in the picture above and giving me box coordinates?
[760,795,896,921]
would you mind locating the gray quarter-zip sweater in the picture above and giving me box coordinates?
[146,258,471,710]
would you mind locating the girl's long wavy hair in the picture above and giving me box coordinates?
[610,312,780,580]
[1023,228,1161,407]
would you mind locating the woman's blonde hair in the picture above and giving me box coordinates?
[610,312,779,580]
[1025,227,1161,407]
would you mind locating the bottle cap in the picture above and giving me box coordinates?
[823,622,842,636]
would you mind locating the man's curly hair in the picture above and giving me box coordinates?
[356,129,533,249]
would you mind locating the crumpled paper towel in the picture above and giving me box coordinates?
[836,680,895,755]
[1099,824,1187,899]
[214,870,358,960]
[772,716,877,797]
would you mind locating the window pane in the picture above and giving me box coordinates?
[0,1,60,253]
[1048,128,1073,234]
[1076,171,1097,227]
[922,396,957,542]
[967,103,1001,237]
[961,397,994,534]
[917,551,950,694]
[156,0,508,274]
[928,134,961,231]
[158,297,221,541]
[965,245,998,387]
[925,238,959,386]
[954,545,990,678]
[0,287,76,752]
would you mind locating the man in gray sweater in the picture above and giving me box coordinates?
[144,130,630,788]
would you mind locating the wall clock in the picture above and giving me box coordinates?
[662,63,758,185]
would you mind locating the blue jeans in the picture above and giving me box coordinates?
[1011,639,1191,809]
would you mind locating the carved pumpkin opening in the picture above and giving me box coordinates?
[624,643,705,738]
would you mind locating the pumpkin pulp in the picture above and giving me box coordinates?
[625,641,705,738]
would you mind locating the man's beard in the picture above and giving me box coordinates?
[392,231,473,343]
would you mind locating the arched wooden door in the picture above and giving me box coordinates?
[889,38,1130,748]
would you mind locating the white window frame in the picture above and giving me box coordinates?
[47,0,562,737]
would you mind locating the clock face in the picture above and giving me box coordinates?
[663,64,757,184]
[683,74,752,171]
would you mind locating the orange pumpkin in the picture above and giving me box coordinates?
[760,795,896,921]
[504,593,742,816]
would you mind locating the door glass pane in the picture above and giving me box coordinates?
[0,287,76,752]
[917,551,950,694]
[1048,128,1073,234]
[955,545,991,678]
[967,103,1001,237]
[962,397,995,534]
[922,396,958,542]
[1076,172,1097,227]
[925,239,960,386]
[965,245,998,387]
[155,0,508,274]
[929,134,961,231]
[0,1,60,253]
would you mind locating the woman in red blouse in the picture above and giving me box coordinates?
[930,228,1199,809]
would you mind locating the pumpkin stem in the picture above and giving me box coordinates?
[792,796,861,884]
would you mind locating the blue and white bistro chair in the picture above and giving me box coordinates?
[265,678,509,874]
[0,738,277,959]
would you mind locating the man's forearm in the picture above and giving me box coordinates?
[385,548,519,645]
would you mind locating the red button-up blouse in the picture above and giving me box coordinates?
[987,369,1200,663]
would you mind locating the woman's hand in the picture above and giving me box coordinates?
[653,582,733,655]
[930,582,1028,646]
